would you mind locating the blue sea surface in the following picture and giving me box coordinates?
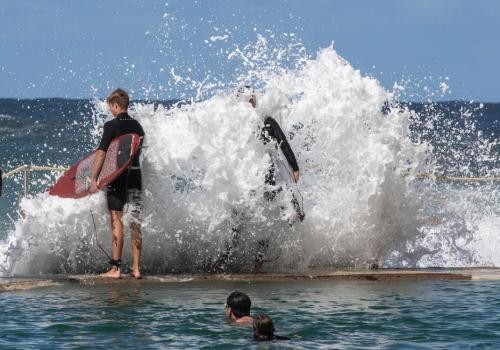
[1,279,500,349]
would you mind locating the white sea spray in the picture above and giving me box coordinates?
[0,43,498,275]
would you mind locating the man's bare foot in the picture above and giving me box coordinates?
[130,270,141,279]
[100,267,121,278]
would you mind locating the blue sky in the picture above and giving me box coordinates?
[0,0,498,101]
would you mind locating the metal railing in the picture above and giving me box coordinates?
[1,165,68,197]
[0,164,498,199]
[415,173,500,182]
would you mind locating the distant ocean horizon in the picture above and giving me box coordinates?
[0,96,499,102]
[2,97,498,174]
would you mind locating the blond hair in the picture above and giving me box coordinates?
[107,88,129,109]
[253,314,275,340]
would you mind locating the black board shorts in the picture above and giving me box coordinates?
[106,169,142,213]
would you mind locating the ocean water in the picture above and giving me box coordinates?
[2,279,500,349]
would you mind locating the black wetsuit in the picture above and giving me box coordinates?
[253,334,291,341]
[97,112,145,211]
[260,115,299,189]
[212,115,301,272]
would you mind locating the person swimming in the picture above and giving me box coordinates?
[225,291,254,326]
[253,314,290,341]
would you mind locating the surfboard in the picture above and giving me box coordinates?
[48,133,142,198]
[274,147,305,222]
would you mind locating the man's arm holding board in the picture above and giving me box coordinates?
[90,150,106,192]
[91,121,114,192]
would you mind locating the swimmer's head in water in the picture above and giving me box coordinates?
[226,291,251,318]
[253,314,275,341]
[236,85,256,108]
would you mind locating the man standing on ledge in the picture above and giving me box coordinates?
[91,88,145,279]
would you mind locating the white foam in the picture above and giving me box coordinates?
[0,44,498,275]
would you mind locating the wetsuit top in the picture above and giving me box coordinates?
[260,116,299,172]
[253,334,291,341]
[97,112,145,167]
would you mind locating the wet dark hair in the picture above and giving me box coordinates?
[226,291,251,318]
[253,314,275,341]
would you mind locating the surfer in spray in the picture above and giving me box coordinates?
[246,86,303,271]
[91,89,145,279]
[216,86,303,272]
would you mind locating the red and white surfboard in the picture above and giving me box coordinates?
[48,133,142,198]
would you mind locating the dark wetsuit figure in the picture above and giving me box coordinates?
[97,112,145,211]
[212,115,301,272]
[260,116,299,198]
[255,115,302,266]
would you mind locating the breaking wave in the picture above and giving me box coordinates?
[0,42,498,276]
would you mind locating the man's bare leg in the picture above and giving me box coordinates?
[101,210,124,278]
[131,222,142,278]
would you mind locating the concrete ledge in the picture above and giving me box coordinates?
[3,268,500,289]
[0,279,59,291]
[64,268,482,284]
